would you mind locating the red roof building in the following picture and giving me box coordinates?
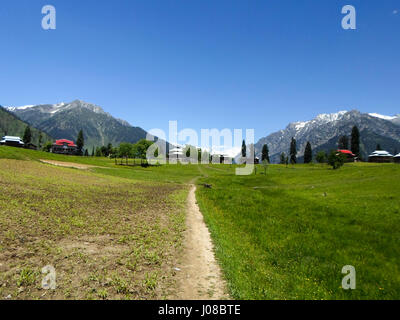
[337,149,357,162]
[337,149,355,157]
[51,139,78,155]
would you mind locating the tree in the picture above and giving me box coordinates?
[95,147,103,157]
[350,126,360,157]
[107,143,113,156]
[101,146,108,156]
[261,159,269,175]
[42,141,52,152]
[23,126,32,145]
[338,135,349,150]
[38,132,43,149]
[76,130,84,156]
[241,140,246,158]
[132,139,154,159]
[328,150,345,169]
[84,149,89,156]
[304,142,312,164]
[118,143,132,160]
[290,137,297,164]
[261,144,270,163]
[376,144,382,151]
[280,152,287,164]
[316,151,327,163]
[91,146,95,157]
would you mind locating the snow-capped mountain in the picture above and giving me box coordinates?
[6,100,148,150]
[255,110,400,163]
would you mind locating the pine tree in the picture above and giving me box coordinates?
[84,149,89,156]
[304,141,312,164]
[23,126,32,145]
[241,140,246,158]
[280,152,286,164]
[91,146,95,157]
[338,135,349,150]
[290,137,297,164]
[316,151,327,163]
[261,144,270,163]
[38,132,43,149]
[351,126,360,157]
[76,130,84,156]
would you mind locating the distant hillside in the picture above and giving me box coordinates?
[0,106,53,147]
[255,110,400,163]
[6,100,148,150]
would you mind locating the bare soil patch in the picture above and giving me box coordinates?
[39,159,99,170]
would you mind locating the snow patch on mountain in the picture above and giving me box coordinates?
[368,113,397,121]
[6,105,35,111]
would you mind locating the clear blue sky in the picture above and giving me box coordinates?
[0,0,399,140]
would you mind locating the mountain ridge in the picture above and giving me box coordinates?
[254,110,400,163]
[6,100,148,150]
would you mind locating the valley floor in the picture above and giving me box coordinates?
[1,146,400,300]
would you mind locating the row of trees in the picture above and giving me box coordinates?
[254,125,362,168]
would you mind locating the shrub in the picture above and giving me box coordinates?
[327,150,346,169]
[316,151,327,163]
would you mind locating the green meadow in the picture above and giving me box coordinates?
[1,146,399,299]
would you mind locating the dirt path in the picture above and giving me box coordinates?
[40,160,99,170]
[172,184,230,300]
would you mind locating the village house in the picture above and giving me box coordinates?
[212,154,233,164]
[337,149,356,162]
[51,139,78,155]
[0,136,24,148]
[394,153,400,164]
[368,150,394,163]
[169,146,184,162]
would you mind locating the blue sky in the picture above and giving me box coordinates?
[0,0,399,141]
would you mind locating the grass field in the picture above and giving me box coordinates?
[0,148,191,300]
[196,163,400,299]
[1,145,400,300]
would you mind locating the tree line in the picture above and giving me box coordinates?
[253,125,362,169]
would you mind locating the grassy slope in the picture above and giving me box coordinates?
[0,148,193,300]
[196,163,400,299]
[0,107,53,146]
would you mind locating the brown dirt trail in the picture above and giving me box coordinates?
[171,184,229,300]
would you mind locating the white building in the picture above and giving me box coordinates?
[169,146,184,162]
[368,150,394,163]
[0,136,24,147]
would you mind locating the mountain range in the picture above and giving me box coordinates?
[2,100,399,162]
[5,100,148,150]
[254,110,400,163]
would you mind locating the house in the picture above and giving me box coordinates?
[0,136,24,148]
[169,146,184,162]
[368,150,394,163]
[337,149,356,162]
[212,154,232,164]
[51,139,78,155]
[394,153,400,164]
